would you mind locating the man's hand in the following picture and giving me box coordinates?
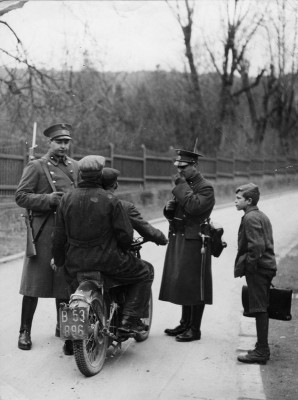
[50,258,57,271]
[173,173,186,185]
[165,199,176,212]
[49,192,64,206]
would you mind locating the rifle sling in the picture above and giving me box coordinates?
[32,212,52,244]
[30,159,57,244]
[38,159,57,192]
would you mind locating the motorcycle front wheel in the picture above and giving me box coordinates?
[134,290,153,342]
[73,293,108,377]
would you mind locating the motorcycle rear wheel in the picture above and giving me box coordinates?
[134,290,153,342]
[73,293,108,377]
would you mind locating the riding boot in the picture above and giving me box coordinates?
[176,304,205,342]
[122,265,153,319]
[18,296,38,350]
[55,298,69,337]
[164,306,191,336]
[238,312,270,364]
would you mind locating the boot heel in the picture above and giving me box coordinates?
[259,359,267,365]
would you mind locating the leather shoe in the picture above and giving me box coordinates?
[247,343,270,359]
[237,350,268,364]
[18,330,32,350]
[63,340,74,356]
[175,328,201,342]
[119,316,148,333]
[164,324,189,336]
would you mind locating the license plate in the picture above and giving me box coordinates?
[59,306,89,340]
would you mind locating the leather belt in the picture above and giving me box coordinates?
[68,237,103,248]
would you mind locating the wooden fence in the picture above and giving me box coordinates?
[0,140,297,197]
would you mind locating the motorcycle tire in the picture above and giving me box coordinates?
[73,292,108,377]
[134,290,153,342]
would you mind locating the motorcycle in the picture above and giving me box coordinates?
[59,238,152,377]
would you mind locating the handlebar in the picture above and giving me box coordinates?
[129,237,148,250]
[129,237,148,259]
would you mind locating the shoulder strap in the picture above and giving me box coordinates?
[30,159,55,245]
[33,158,57,192]
[56,162,75,184]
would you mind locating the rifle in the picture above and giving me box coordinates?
[22,122,38,257]
[22,210,36,258]
[193,137,198,153]
[29,122,38,161]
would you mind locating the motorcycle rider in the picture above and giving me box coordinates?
[52,155,154,332]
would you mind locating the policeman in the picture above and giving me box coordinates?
[159,148,215,342]
[15,123,79,355]
[102,167,168,246]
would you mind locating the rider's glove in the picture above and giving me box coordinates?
[155,232,168,246]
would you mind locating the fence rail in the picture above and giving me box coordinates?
[0,140,297,197]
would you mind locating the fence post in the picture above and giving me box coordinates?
[109,142,114,168]
[141,144,146,189]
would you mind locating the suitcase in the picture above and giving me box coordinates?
[242,285,293,321]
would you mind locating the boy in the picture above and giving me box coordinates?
[234,183,277,364]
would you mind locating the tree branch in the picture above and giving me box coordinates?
[233,68,266,97]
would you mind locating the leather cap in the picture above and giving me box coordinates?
[102,167,120,187]
[78,155,106,172]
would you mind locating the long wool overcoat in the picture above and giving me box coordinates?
[15,151,79,298]
[159,172,215,305]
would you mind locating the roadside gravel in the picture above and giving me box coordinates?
[261,243,298,400]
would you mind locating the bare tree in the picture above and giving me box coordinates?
[236,0,298,154]
[0,10,68,138]
[205,0,266,151]
[166,0,212,151]
[266,0,298,154]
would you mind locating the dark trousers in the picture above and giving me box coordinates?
[105,257,154,318]
[255,312,269,349]
[20,296,69,333]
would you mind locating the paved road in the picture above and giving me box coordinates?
[1,190,298,400]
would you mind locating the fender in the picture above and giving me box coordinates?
[69,273,104,310]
